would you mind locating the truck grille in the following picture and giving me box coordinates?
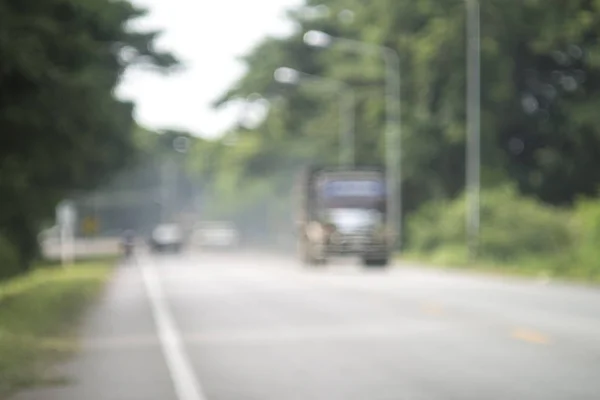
[326,230,387,256]
[331,229,374,245]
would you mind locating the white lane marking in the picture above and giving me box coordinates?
[137,257,207,400]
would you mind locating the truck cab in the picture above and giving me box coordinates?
[295,166,392,267]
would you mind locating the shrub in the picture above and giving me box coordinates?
[0,234,21,280]
[0,261,113,395]
[407,185,573,264]
[570,199,600,279]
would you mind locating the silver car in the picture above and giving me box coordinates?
[191,222,240,249]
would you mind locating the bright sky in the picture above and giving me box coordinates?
[117,0,303,138]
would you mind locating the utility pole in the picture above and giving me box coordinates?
[466,0,481,260]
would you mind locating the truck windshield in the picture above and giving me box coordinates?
[322,180,384,198]
[318,178,386,210]
[326,208,382,232]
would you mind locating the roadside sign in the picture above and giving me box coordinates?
[173,136,191,153]
[57,200,77,229]
[82,216,99,236]
[56,200,76,266]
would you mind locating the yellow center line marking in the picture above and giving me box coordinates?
[420,302,444,315]
[511,328,551,345]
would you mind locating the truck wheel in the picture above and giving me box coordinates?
[299,239,314,266]
[305,252,326,267]
[305,247,326,267]
[298,235,319,267]
[314,257,327,266]
[362,257,389,268]
[306,257,319,267]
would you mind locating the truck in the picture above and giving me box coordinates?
[294,165,393,267]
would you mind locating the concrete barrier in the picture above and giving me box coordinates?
[41,237,121,260]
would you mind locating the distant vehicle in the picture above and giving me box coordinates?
[120,230,136,259]
[149,224,184,253]
[294,165,392,267]
[191,221,240,249]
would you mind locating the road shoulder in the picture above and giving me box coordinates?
[11,263,176,400]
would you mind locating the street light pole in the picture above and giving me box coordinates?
[160,158,177,223]
[339,87,355,165]
[160,136,191,224]
[303,31,402,249]
[466,0,481,260]
[383,48,401,251]
[274,67,356,166]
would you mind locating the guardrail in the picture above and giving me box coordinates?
[41,237,121,260]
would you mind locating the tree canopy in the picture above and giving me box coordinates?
[0,0,177,275]
[200,0,600,243]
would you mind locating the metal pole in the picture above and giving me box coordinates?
[466,0,481,260]
[58,203,75,267]
[382,48,402,250]
[161,159,176,223]
[161,161,168,223]
[299,76,355,167]
[60,224,67,267]
[340,87,355,166]
[275,69,356,167]
[61,225,74,267]
[172,159,178,218]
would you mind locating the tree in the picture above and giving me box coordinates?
[209,0,600,229]
[0,0,178,275]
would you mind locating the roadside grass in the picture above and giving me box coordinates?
[399,249,600,285]
[402,186,600,285]
[0,259,115,397]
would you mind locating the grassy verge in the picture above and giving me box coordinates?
[399,250,600,285]
[0,259,115,397]
[403,186,600,285]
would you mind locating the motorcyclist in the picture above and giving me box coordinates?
[121,229,136,258]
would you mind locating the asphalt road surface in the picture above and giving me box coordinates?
[14,251,600,400]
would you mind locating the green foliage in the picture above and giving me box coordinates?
[0,0,177,275]
[202,0,600,264]
[407,186,572,264]
[0,234,21,280]
[407,188,600,281]
[479,187,572,261]
[0,261,112,395]
[570,199,600,278]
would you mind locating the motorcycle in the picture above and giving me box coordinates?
[121,241,134,258]
[120,230,136,260]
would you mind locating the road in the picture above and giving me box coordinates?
[14,251,600,400]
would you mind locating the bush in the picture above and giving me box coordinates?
[0,261,113,395]
[407,185,573,265]
[570,199,600,279]
[0,234,21,280]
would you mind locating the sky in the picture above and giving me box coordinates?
[116,0,303,138]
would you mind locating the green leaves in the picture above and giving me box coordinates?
[201,0,600,242]
[0,0,178,275]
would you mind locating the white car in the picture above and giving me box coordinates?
[191,222,239,249]
[149,224,184,253]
